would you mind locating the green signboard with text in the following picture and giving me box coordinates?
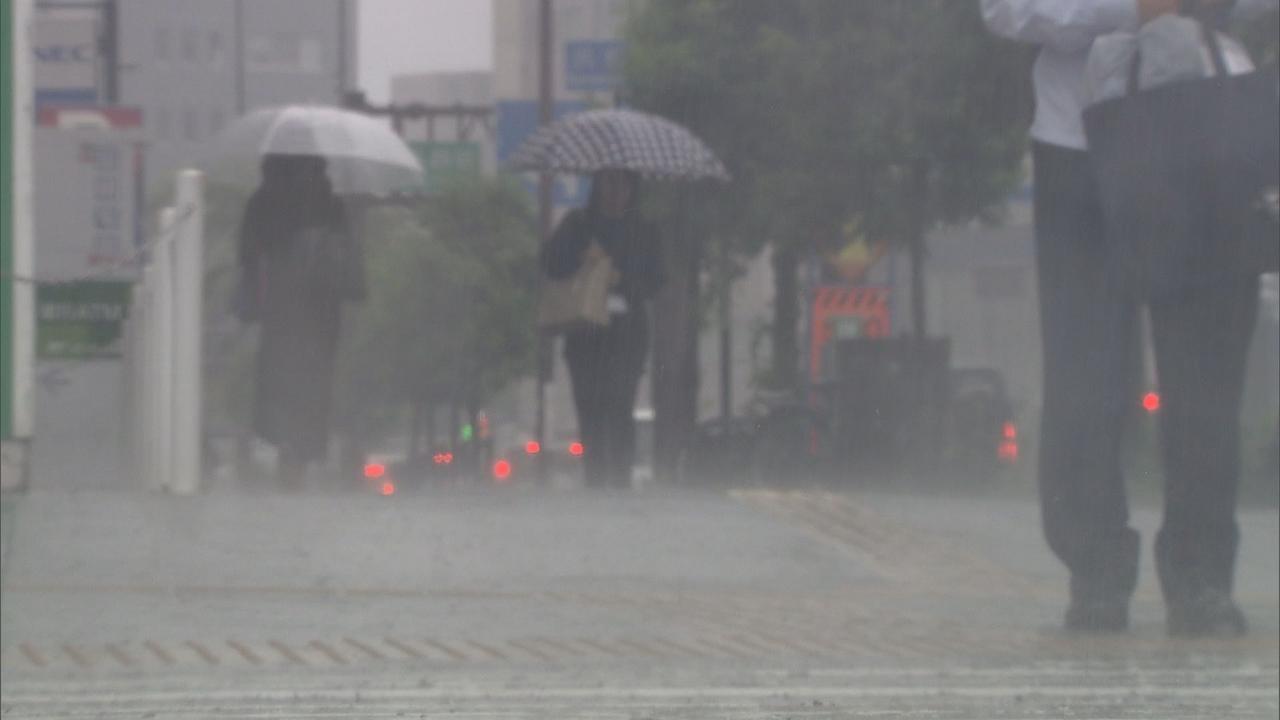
[36,281,132,360]
[411,141,481,195]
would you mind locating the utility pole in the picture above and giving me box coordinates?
[233,0,245,115]
[101,0,119,103]
[718,235,732,423]
[909,158,930,338]
[535,0,553,482]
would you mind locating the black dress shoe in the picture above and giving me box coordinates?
[1168,592,1248,638]
[1064,600,1129,633]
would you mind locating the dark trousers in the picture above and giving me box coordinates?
[1150,276,1257,606]
[1032,142,1258,608]
[1034,142,1141,604]
[565,316,647,488]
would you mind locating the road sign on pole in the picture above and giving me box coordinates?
[564,40,622,92]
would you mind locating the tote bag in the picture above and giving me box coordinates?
[1083,23,1279,297]
[537,252,614,335]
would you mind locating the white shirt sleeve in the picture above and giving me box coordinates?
[981,0,1141,52]
[1233,0,1280,21]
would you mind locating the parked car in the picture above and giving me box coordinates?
[945,367,1019,474]
[682,392,831,486]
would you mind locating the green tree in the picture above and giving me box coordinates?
[622,1,1032,405]
[333,178,539,468]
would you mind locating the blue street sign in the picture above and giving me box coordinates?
[496,99,590,209]
[565,40,622,92]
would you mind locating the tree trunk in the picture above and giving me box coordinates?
[718,234,733,422]
[771,245,800,390]
[909,229,927,338]
[909,160,931,339]
[652,213,702,483]
[408,401,423,460]
[425,403,437,454]
[465,398,480,479]
[448,401,460,454]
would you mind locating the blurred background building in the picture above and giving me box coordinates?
[35,0,358,191]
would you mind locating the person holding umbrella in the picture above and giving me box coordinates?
[213,105,424,490]
[510,108,728,490]
[982,0,1276,637]
[237,154,361,490]
[542,170,664,488]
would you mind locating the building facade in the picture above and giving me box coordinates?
[36,0,358,193]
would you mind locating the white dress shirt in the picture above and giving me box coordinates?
[981,0,1141,150]
[980,0,1278,150]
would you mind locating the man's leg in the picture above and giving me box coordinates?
[1150,276,1258,636]
[1032,142,1141,631]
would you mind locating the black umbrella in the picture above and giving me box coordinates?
[507,108,729,182]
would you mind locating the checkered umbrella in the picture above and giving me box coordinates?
[507,108,729,182]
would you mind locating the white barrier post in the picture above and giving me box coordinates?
[170,170,204,495]
[148,207,176,492]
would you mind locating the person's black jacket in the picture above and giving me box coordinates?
[541,208,664,312]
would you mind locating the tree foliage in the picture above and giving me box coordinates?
[622,0,1033,384]
[626,0,1031,249]
[334,178,540,443]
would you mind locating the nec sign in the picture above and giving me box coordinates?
[34,17,101,105]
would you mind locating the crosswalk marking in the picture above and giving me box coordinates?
[226,639,263,665]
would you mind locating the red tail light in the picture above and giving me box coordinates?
[1143,392,1161,414]
[379,481,396,496]
[433,452,454,465]
[568,442,584,457]
[1002,422,1017,440]
[493,459,512,481]
[525,440,541,455]
[363,463,386,479]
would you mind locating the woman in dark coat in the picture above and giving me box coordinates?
[238,154,353,489]
[542,170,664,489]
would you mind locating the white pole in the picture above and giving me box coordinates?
[148,207,176,492]
[1,0,36,491]
[170,170,204,495]
[9,0,35,438]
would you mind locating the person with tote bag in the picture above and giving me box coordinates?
[1082,0,1277,637]
[540,170,664,489]
[982,0,1276,637]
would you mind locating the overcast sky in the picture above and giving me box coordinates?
[357,0,493,103]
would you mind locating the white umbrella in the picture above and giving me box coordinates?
[206,105,424,196]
